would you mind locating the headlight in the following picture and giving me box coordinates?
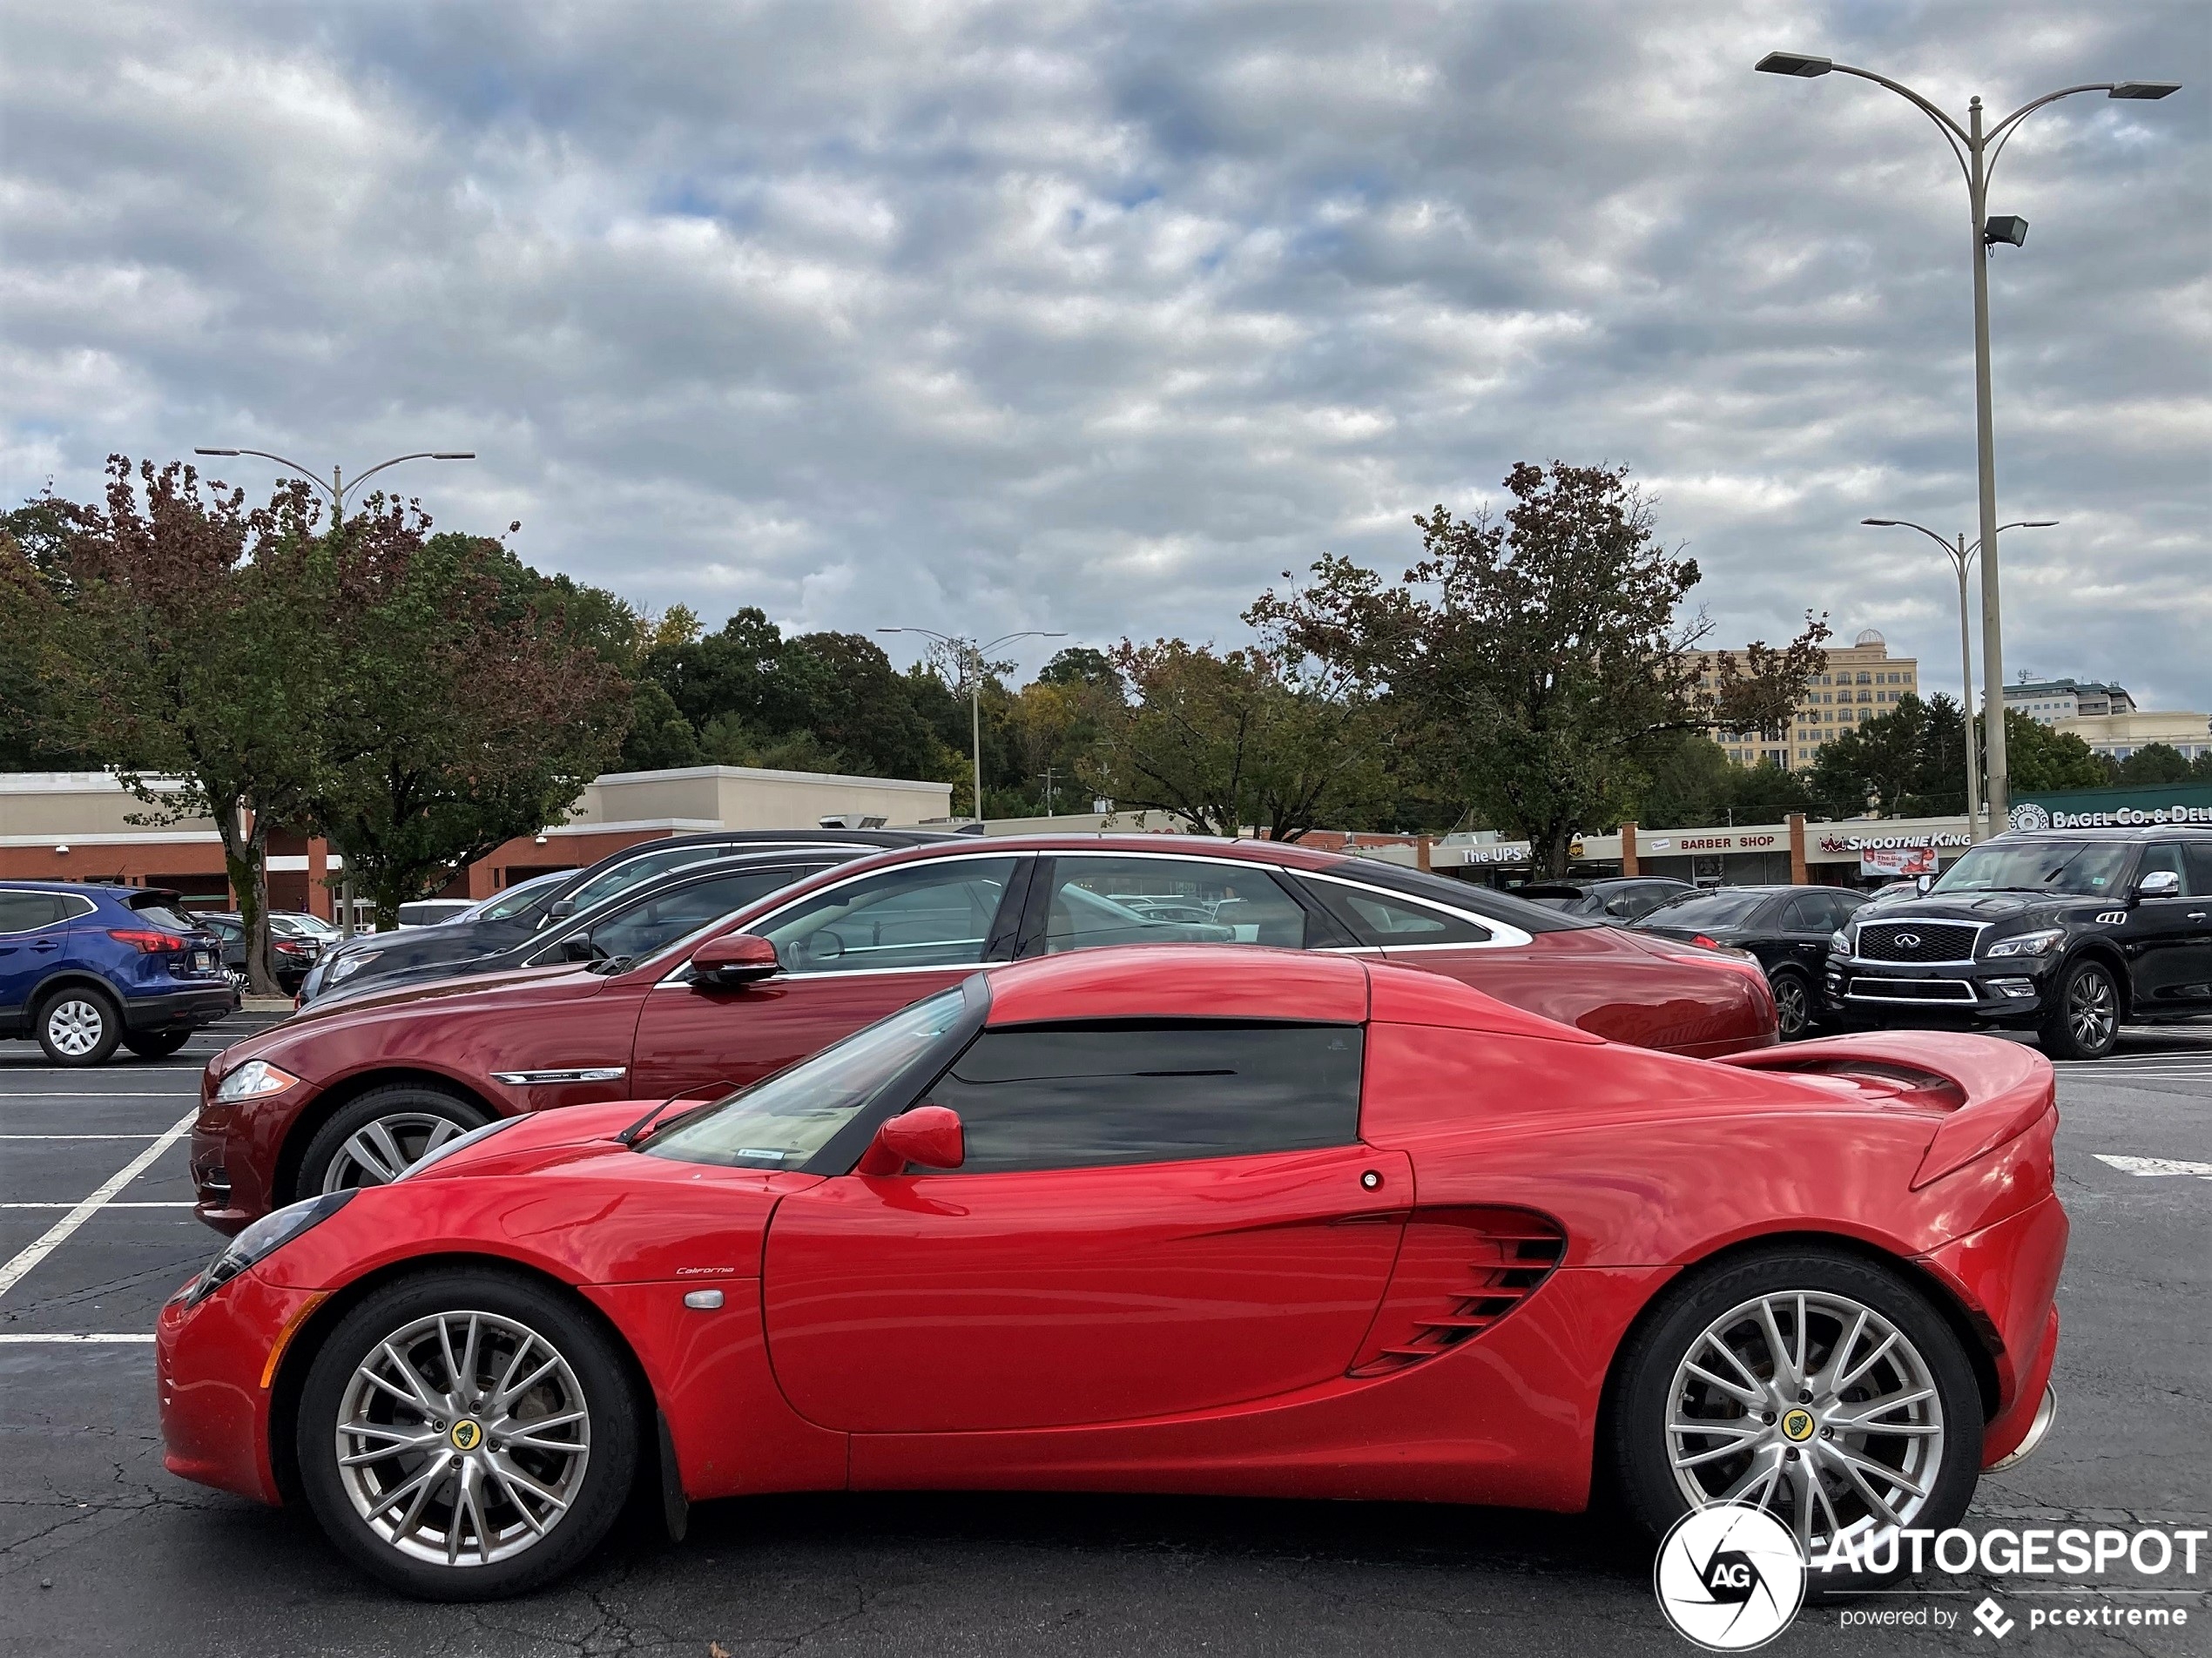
[1985,927,2065,959]
[327,949,380,982]
[396,1115,518,1181]
[184,1190,354,1306]
[1829,929,1850,954]
[214,1059,301,1102]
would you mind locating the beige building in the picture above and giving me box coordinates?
[2051,710,2212,763]
[1689,628,1920,772]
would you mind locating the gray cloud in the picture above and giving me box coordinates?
[3,0,2205,706]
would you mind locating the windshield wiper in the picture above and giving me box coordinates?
[617,1082,738,1148]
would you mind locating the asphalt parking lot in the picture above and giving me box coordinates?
[2,1016,2206,1658]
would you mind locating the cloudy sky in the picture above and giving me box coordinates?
[3,1,2206,708]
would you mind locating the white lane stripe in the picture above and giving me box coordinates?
[2094,1154,2212,1179]
[0,1201,192,1210]
[0,1333,155,1345]
[0,1092,205,1099]
[0,1134,168,1140]
[0,1110,196,1299]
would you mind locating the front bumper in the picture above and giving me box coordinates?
[1823,951,2059,1023]
[156,1270,325,1506]
[124,985,239,1034]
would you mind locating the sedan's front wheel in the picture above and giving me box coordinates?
[295,1270,639,1599]
[1610,1248,1983,1575]
[294,1085,491,1199]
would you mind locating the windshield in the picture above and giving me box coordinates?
[1931,840,2133,898]
[1638,889,1770,929]
[644,986,972,1170]
[469,872,570,922]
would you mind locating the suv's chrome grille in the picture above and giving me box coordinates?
[1856,920,1980,964]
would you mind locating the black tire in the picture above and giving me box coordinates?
[294,1269,640,1600]
[1609,1247,1983,1584]
[2038,956,2121,1061]
[293,1084,492,1200]
[1769,967,1815,1041]
[122,1029,192,1060]
[33,986,124,1066]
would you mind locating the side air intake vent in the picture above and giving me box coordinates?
[1348,1207,1566,1378]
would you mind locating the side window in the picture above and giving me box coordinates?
[573,868,822,965]
[2136,845,2189,896]
[1038,857,1311,954]
[1824,892,1866,929]
[757,857,1018,974]
[0,893,62,933]
[53,893,98,922]
[2183,843,2212,897]
[1777,895,1820,933]
[567,843,737,912]
[927,1024,1366,1174]
[1298,877,1493,946]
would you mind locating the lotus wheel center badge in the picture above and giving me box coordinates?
[448,1419,483,1452]
[1780,1408,1816,1443]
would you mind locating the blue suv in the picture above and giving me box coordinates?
[0,881,236,1066]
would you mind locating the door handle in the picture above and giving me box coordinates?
[30,940,60,953]
[2188,912,2208,921]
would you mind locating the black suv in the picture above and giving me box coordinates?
[1823,826,2212,1060]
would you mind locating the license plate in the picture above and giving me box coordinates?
[191,949,216,974]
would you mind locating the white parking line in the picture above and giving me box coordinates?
[0,1333,155,1345]
[0,1202,192,1210]
[2094,1154,2212,1180]
[0,1092,206,1099]
[0,1110,196,1299]
[0,1134,169,1141]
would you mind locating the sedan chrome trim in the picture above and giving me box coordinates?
[1844,978,1979,1004]
[488,1068,629,1086]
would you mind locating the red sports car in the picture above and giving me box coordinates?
[158,947,2064,1600]
[191,836,1777,1229]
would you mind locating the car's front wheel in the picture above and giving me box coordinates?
[2039,958,2121,1061]
[35,987,123,1066]
[1610,1247,1983,1573]
[294,1085,493,1199]
[295,1270,639,1598]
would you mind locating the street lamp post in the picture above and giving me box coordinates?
[193,447,476,936]
[878,627,1068,822]
[1756,52,2178,831]
[1861,517,2057,835]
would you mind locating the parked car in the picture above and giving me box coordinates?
[159,944,2065,1600]
[307,850,867,1010]
[1631,885,1870,1040]
[297,829,954,1006]
[192,835,1778,1228]
[394,899,476,927]
[1824,825,2212,1060]
[197,912,329,994]
[1514,877,1693,923]
[0,881,233,1064]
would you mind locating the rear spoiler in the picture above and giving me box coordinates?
[1720,1032,2055,1190]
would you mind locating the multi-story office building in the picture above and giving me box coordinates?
[1689,628,1920,772]
[2004,677,2137,725]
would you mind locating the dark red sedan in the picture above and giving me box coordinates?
[192,836,1777,1230]
[158,947,2062,1600]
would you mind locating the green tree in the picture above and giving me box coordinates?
[1632,734,1817,829]
[1086,639,1388,840]
[1251,462,1827,874]
[1997,708,2111,793]
[307,528,633,927]
[2114,743,2194,786]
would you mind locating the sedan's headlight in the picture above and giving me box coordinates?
[327,949,380,983]
[1829,929,1850,954]
[214,1059,301,1102]
[1985,927,2066,959]
[184,1190,354,1306]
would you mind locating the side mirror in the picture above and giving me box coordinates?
[853,1106,965,1176]
[1915,873,1933,894]
[560,936,596,962]
[2135,869,2182,900]
[546,898,577,920]
[690,933,782,986]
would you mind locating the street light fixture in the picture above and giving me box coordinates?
[878,627,1068,822]
[1860,516,2057,834]
[193,446,476,936]
[1756,52,2180,832]
[192,448,475,517]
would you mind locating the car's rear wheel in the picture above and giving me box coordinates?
[295,1085,492,1199]
[1769,968,1815,1041]
[296,1270,639,1599]
[121,1029,192,1060]
[2038,958,2121,1061]
[1610,1248,1982,1575]
[35,987,123,1067]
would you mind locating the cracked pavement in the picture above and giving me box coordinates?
[1,1019,2205,1656]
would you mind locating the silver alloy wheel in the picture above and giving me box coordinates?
[1772,974,1810,1038]
[44,998,106,1058]
[320,1113,471,1190]
[1666,1290,1945,1557]
[334,1309,591,1567]
[2067,968,2117,1050]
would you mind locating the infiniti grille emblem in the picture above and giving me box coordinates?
[1894,932,1921,947]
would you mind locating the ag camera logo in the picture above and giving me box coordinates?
[1654,1504,1806,1651]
